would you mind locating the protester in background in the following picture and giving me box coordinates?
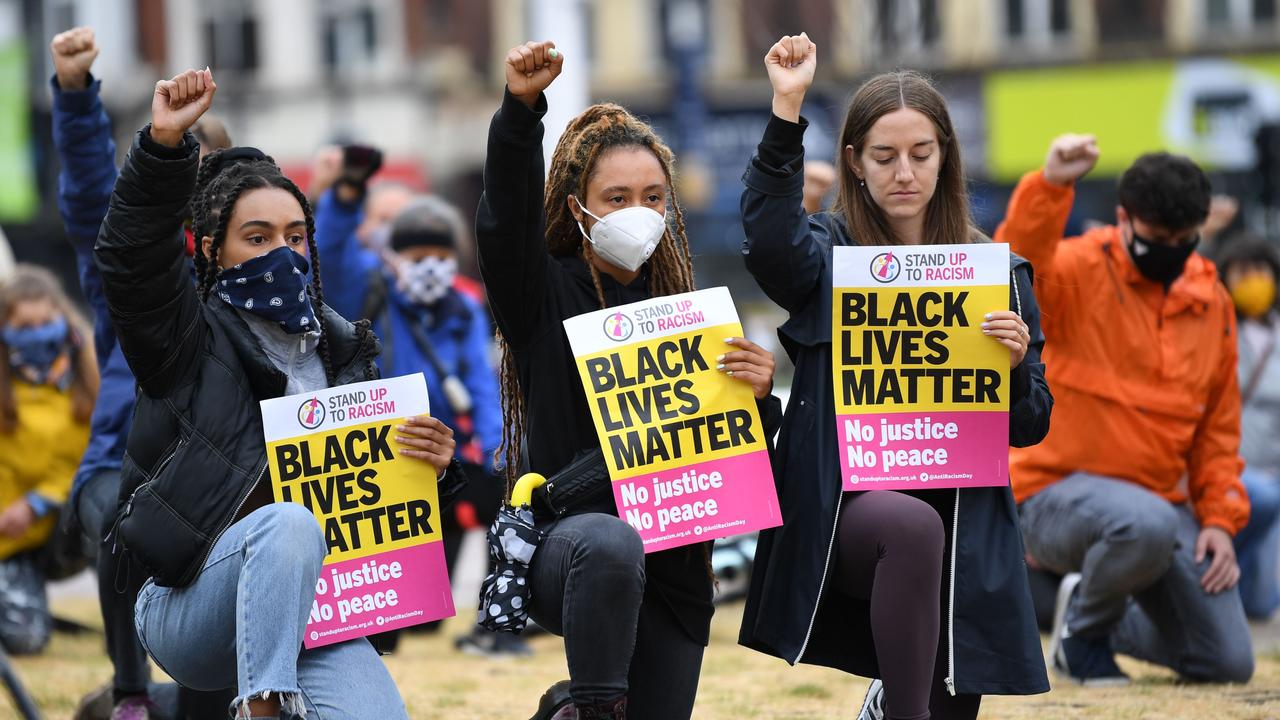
[801,159,836,214]
[996,134,1254,685]
[96,67,465,720]
[1217,237,1280,620]
[314,190,512,655]
[738,35,1052,720]
[478,41,779,720]
[49,27,234,720]
[0,266,96,655]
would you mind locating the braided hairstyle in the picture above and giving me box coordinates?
[192,149,377,385]
[496,103,697,489]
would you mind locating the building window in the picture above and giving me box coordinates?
[1205,0,1279,32]
[201,0,259,73]
[1004,0,1072,44]
[872,0,941,62]
[1095,0,1165,45]
[321,0,380,72]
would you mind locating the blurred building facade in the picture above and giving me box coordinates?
[5,0,1280,277]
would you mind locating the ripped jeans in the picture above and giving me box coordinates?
[134,503,408,719]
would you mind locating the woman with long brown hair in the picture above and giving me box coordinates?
[737,35,1053,719]
[477,41,779,720]
[0,265,96,654]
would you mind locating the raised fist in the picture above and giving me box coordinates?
[1043,134,1100,187]
[50,27,99,92]
[766,32,817,123]
[506,41,563,108]
[150,68,217,148]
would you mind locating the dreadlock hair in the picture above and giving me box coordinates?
[496,103,697,491]
[191,148,377,385]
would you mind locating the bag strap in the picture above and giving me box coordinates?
[1241,326,1276,406]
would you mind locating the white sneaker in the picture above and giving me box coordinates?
[1047,572,1083,674]
[856,679,885,720]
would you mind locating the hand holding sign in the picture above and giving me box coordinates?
[395,415,455,479]
[980,310,1030,368]
[717,337,776,399]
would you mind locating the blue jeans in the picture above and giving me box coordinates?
[1237,467,1280,620]
[134,503,408,719]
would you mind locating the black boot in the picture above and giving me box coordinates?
[529,681,573,720]
[577,697,626,720]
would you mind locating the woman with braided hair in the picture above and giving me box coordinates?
[95,68,466,719]
[477,42,780,720]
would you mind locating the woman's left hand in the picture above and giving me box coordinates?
[718,337,776,400]
[396,415,455,479]
[982,310,1030,368]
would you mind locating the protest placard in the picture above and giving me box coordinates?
[563,287,781,552]
[261,373,454,648]
[831,244,1010,491]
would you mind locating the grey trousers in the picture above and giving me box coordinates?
[1020,473,1254,683]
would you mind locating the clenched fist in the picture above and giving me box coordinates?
[50,27,99,92]
[1043,133,1099,187]
[765,32,817,123]
[506,40,563,108]
[150,68,217,148]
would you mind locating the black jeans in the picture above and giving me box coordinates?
[77,469,234,717]
[527,513,706,719]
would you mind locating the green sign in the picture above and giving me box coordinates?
[0,39,37,222]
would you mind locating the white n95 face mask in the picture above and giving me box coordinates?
[572,197,667,272]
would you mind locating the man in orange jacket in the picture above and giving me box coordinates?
[996,135,1253,687]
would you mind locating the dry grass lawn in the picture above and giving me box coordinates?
[4,598,1277,719]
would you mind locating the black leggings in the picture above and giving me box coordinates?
[835,491,981,720]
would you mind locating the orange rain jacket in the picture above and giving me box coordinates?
[995,171,1248,535]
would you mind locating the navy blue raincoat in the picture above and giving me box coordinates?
[737,115,1052,697]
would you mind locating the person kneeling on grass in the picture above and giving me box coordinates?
[0,266,96,656]
[95,68,466,719]
[997,134,1254,686]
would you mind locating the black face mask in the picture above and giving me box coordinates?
[1127,224,1199,286]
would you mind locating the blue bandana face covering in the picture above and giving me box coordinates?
[3,315,70,384]
[216,246,319,334]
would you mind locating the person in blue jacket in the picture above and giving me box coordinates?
[313,184,514,654]
[49,27,232,720]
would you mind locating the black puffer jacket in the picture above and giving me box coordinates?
[96,128,465,588]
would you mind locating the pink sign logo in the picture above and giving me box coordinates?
[870,252,902,283]
[602,312,634,342]
[297,398,325,429]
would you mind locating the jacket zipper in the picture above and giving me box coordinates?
[192,461,268,576]
[794,460,843,664]
[944,488,960,696]
[106,438,186,550]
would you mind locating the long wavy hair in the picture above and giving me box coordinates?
[831,70,981,245]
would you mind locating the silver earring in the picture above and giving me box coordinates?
[859,178,865,187]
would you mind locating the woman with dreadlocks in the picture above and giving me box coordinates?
[476,42,780,720]
[94,68,466,720]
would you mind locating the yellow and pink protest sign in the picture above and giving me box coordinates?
[261,373,454,648]
[564,287,781,552]
[832,244,1010,491]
